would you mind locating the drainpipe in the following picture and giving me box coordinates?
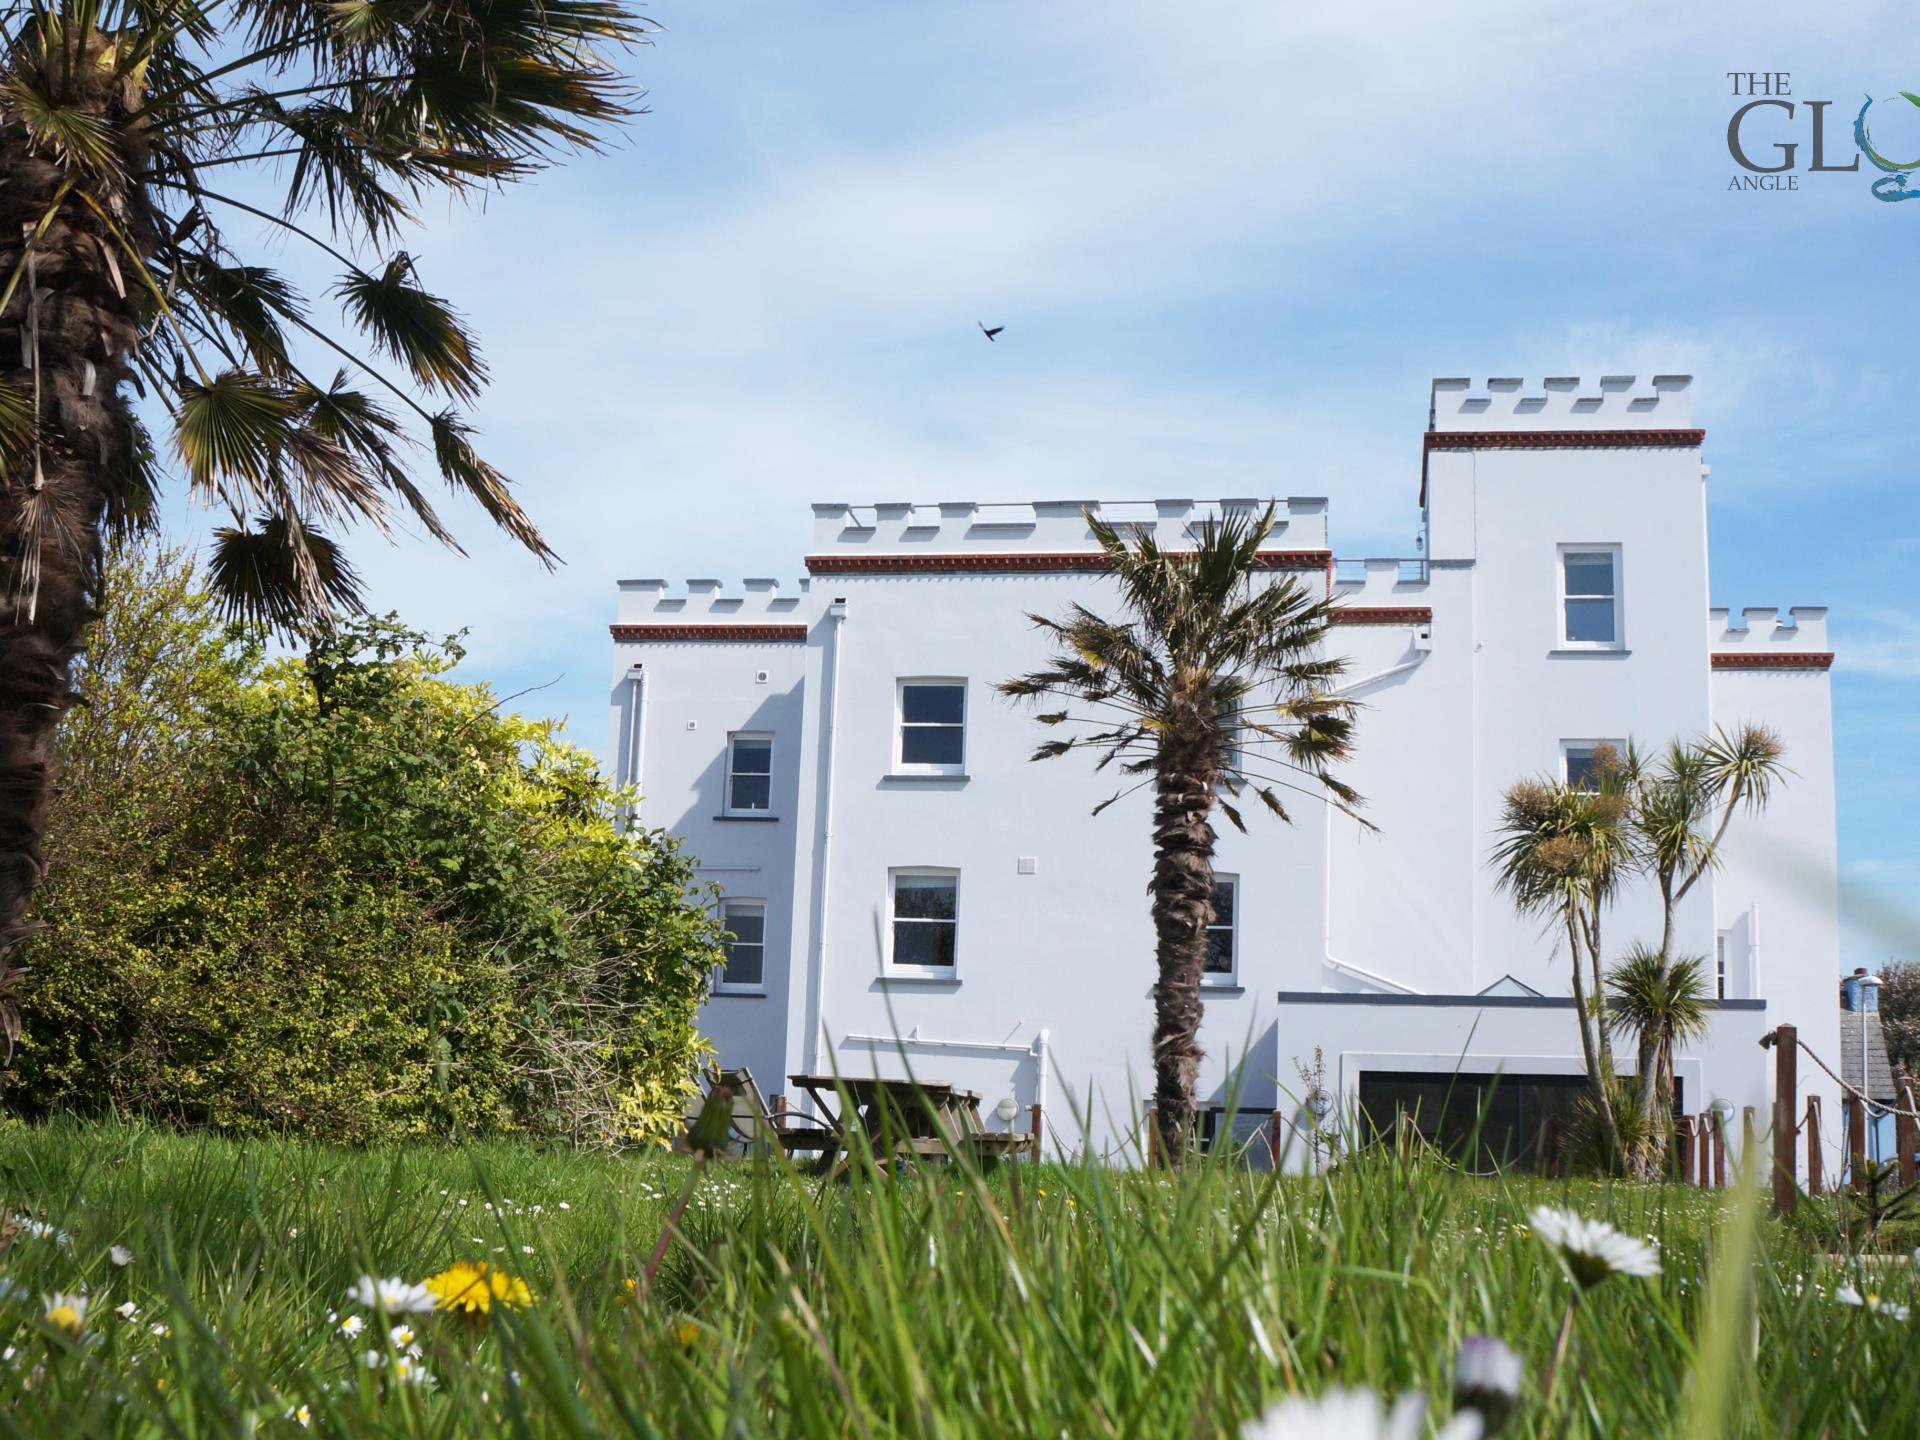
[620,663,646,829]
[1033,1027,1050,1116]
[804,598,849,1075]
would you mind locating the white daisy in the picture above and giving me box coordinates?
[109,1245,134,1267]
[42,1291,89,1337]
[1242,1388,1482,1440]
[286,1403,312,1428]
[114,1301,139,1321]
[1835,1285,1911,1322]
[11,1215,72,1245]
[336,1313,365,1339]
[346,1275,435,1315]
[1453,1335,1523,1434]
[390,1355,434,1388]
[388,1323,420,1355]
[1527,1206,1661,1288]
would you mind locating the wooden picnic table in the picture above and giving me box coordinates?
[787,1074,1032,1172]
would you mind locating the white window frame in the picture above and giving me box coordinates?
[724,731,775,816]
[715,897,767,994]
[1715,930,1729,1000]
[1204,873,1239,985]
[1560,738,1625,791]
[1556,544,1624,651]
[894,678,968,777]
[886,867,960,979]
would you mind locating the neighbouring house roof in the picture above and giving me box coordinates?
[1478,974,1543,998]
[1839,1010,1900,1105]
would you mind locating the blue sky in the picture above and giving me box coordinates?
[190,2,1917,970]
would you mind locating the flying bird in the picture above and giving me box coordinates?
[979,322,1005,341]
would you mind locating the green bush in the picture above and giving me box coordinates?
[5,544,722,1145]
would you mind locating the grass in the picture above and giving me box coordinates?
[0,1116,1912,1437]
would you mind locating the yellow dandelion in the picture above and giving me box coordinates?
[619,1277,639,1303]
[424,1261,533,1316]
[672,1319,700,1347]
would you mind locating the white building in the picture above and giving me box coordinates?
[608,375,1842,1171]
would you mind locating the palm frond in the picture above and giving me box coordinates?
[5,75,124,176]
[174,369,297,500]
[206,513,363,634]
[430,410,553,565]
[335,254,485,401]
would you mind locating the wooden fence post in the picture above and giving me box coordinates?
[1269,1110,1284,1171]
[1845,1095,1867,1193]
[1899,1083,1917,1189]
[1028,1102,1043,1166]
[1772,1024,1798,1217]
[1697,1111,1713,1187]
[1678,1116,1696,1185]
[1807,1096,1823,1196]
[1712,1111,1727,1189]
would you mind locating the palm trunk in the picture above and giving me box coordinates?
[1148,751,1216,1167]
[1627,891,1681,1177]
[0,54,148,1056]
[1567,912,1623,1172]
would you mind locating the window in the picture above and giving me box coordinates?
[726,733,773,814]
[889,869,958,973]
[1716,931,1729,999]
[1562,739,1623,791]
[1558,546,1622,648]
[718,900,766,989]
[1205,877,1238,979]
[897,681,966,773]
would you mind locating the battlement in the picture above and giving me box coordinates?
[615,575,815,626]
[1331,557,1431,605]
[807,497,1330,559]
[1429,375,1694,432]
[1708,606,1833,670]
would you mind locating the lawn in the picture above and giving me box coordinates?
[0,1118,1910,1437]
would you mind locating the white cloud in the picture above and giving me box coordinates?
[1837,613,1920,679]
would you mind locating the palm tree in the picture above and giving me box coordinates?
[1620,727,1785,1145]
[0,0,650,1053]
[1606,945,1711,1163]
[999,504,1361,1165]
[1489,756,1634,1171]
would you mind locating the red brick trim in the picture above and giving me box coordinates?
[610,624,808,643]
[1423,429,1705,452]
[1420,427,1705,506]
[1328,606,1432,626]
[1710,651,1834,671]
[804,549,1333,575]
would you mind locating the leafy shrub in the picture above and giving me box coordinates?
[5,544,721,1144]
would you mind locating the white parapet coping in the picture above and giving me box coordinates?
[1429,374,1694,432]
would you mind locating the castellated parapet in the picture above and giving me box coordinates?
[614,575,814,626]
[1709,606,1830,654]
[1429,374,1694,432]
[808,497,1331,556]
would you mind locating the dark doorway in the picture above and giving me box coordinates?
[1357,1071,1595,1174]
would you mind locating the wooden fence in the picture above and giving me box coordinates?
[1680,1022,1920,1215]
